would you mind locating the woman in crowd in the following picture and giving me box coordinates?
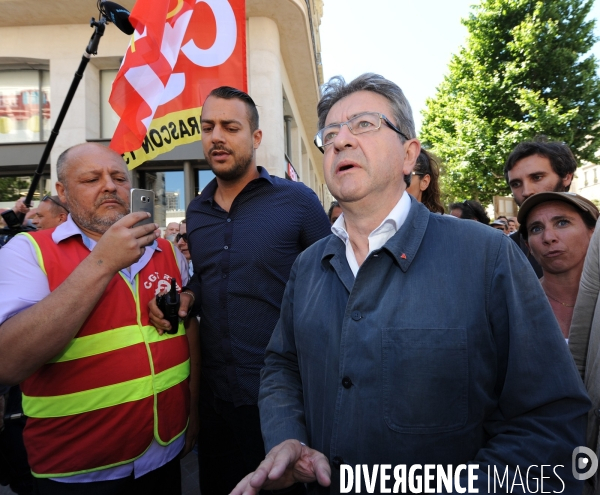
[449,199,490,224]
[518,192,597,339]
[406,149,445,214]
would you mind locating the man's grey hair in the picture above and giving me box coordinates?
[317,73,416,140]
[56,147,71,185]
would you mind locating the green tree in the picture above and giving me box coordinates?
[0,177,30,202]
[421,0,600,205]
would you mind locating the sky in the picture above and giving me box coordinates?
[319,0,600,133]
[168,0,600,205]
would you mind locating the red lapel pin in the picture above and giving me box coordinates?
[401,253,407,259]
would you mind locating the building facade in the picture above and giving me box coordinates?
[0,0,333,223]
[571,162,600,207]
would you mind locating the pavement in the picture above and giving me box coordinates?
[181,450,200,494]
[0,450,200,495]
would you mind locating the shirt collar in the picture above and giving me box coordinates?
[331,191,411,243]
[198,166,273,203]
[323,194,430,274]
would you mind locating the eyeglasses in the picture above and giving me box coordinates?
[462,200,474,212]
[42,195,69,213]
[314,112,410,153]
[175,233,188,243]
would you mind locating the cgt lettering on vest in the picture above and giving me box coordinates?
[121,107,203,170]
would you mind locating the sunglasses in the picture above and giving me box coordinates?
[175,233,188,242]
[42,195,69,213]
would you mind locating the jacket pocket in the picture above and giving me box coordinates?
[382,327,468,434]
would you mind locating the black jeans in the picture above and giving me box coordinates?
[197,379,305,495]
[36,454,181,495]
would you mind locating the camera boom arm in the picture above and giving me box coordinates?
[1,16,108,230]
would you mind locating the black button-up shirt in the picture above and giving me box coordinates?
[186,166,331,406]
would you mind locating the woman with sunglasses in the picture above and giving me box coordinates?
[175,220,194,277]
[406,149,445,214]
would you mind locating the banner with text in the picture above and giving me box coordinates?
[109,0,246,169]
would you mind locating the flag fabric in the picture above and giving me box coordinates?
[109,0,247,169]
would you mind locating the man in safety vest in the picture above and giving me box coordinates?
[0,142,199,495]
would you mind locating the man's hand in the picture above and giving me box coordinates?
[13,197,31,214]
[180,400,199,458]
[230,440,331,495]
[88,212,158,274]
[149,291,195,335]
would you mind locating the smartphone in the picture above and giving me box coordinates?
[130,188,155,227]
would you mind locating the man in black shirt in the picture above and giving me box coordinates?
[504,140,578,277]
[151,87,331,494]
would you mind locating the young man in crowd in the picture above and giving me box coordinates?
[504,140,578,277]
[151,87,331,495]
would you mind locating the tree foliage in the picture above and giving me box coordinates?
[420,0,600,204]
[0,177,30,202]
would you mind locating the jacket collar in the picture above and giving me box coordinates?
[321,195,430,274]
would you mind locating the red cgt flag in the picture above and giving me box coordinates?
[109,0,246,169]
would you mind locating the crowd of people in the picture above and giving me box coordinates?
[1,73,600,495]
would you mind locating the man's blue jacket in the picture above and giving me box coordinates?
[259,197,591,494]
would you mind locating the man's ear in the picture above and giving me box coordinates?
[402,140,421,177]
[59,212,68,223]
[56,182,66,204]
[563,172,574,189]
[253,129,262,150]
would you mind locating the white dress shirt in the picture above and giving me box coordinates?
[331,192,411,277]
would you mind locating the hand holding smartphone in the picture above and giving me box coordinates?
[130,188,155,228]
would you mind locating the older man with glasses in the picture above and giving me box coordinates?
[232,73,590,495]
